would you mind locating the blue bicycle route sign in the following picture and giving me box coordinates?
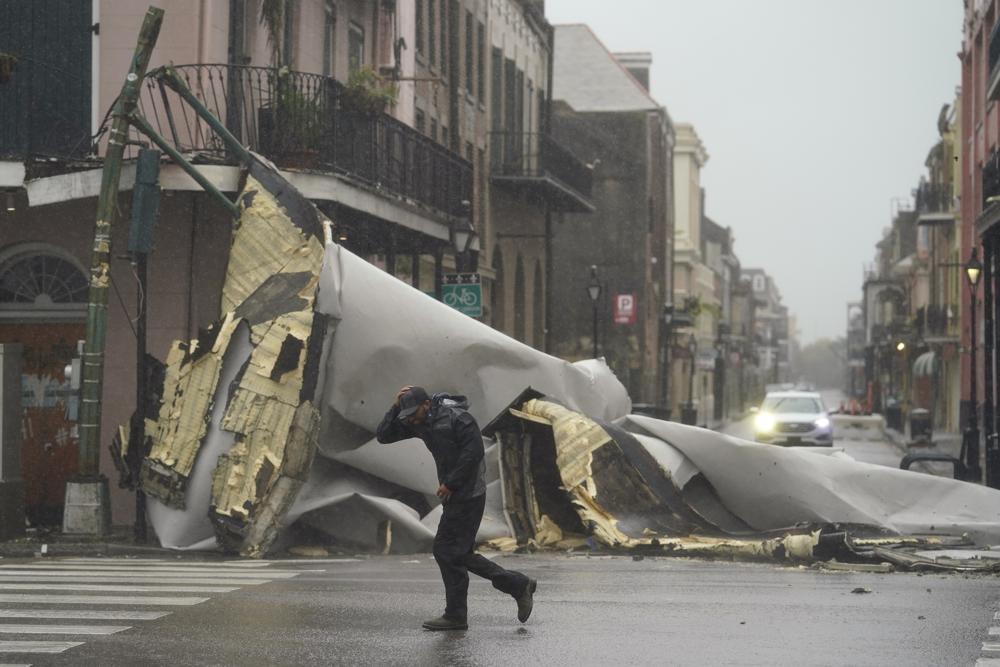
[442,273,482,318]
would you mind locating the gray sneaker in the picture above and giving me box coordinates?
[422,615,468,631]
[516,578,537,623]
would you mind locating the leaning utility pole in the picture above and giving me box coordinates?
[64,6,164,536]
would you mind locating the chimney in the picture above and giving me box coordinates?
[613,52,652,92]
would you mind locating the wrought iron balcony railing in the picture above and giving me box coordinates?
[137,64,471,219]
[984,149,1000,210]
[488,131,594,212]
[914,181,953,216]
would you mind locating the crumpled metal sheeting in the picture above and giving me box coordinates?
[624,415,1000,546]
[140,312,243,508]
[313,243,632,435]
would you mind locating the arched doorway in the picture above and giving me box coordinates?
[0,243,87,526]
[532,259,544,349]
[491,247,505,332]
[514,255,526,342]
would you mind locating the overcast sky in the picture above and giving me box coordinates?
[545,0,963,344]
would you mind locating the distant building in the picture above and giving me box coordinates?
[548,25,673,406]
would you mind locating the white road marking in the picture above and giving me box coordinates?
[0,625,130,635]
[976,659,1000,666]
[0,565,306,577]
[990,626,1000,636]
[64,559,273,569]
[0,569,283,580]
[0,576,270,586]
[0,610,169,621]
[983,642,1000,652]
[0,641,83,654]
[259,558,362,563]
[0,584,238,594]
[0,594,207,606]
[0,663,32,667]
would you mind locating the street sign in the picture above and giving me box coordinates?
[614,293,637,325]
[442,273,482,317]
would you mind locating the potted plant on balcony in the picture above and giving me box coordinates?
[340,66,398,115]
[258,68,326,169]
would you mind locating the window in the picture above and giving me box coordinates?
[491,48,503,131]
[415,108,426,135]
[465,141,474,163]
[431,117,438,143]
[348,21,365,74]
[441,123,448,146]
[477,23,485,101]
[227,0,249,65]
[0,250,88,307]
[428,0,436,64]
[465,11,474,95]
[439,0,447,72]
[416,0,424,55]
[322,1,336,77]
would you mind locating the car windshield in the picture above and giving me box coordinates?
[761,397,822,415]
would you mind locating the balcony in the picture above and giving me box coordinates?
[980,150,1000,235]
[916,304,957,342]
[914,182,954,226]
[489,131,595,213]
[138,64,472,221]
[989,17,1000,101]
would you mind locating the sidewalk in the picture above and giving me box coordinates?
[0,525,180,559]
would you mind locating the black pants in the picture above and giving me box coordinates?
[433,494,528,620]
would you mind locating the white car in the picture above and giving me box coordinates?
[752,391,833,446]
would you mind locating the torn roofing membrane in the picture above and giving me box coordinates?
[128,156,1000,569]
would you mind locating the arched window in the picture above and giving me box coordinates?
[491,246,505,332]
[532,259,543,349]
[0,244,88,320]
[514,255,526,342]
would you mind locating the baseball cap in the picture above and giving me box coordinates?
[397,386,430,419]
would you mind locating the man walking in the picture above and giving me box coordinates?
[376,385,537,631]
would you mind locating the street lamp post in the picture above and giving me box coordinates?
[663,302,674,419]
[682,335,698,425]
[964,248,983,483]
[587,265,601,358]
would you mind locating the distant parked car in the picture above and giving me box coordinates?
[752,391,833,446]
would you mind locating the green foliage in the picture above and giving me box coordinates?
[0,53,18,84]
[341,66,398,114]
[268,68,324,150]
[259,0,286,66]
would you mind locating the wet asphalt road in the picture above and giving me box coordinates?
[13,553,1000,667]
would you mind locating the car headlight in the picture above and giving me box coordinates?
[814,417,830,429]
[755,413,776,433]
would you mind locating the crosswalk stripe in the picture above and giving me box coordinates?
[63,559,274,569]
[983,642,1000,651]
[990,626,1000,636]
[0,576,270,586]
[0,625,130,636]
[0,663,32,666]
[0,641,83,654]
[0,594,207,606]
[0,610,169,621]
[0,569,286,580]
[0,565,306,576]
[0,584,238,594]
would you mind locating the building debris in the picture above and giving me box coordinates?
[117,150,1000,570]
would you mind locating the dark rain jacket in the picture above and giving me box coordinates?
[375,393,487,501]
